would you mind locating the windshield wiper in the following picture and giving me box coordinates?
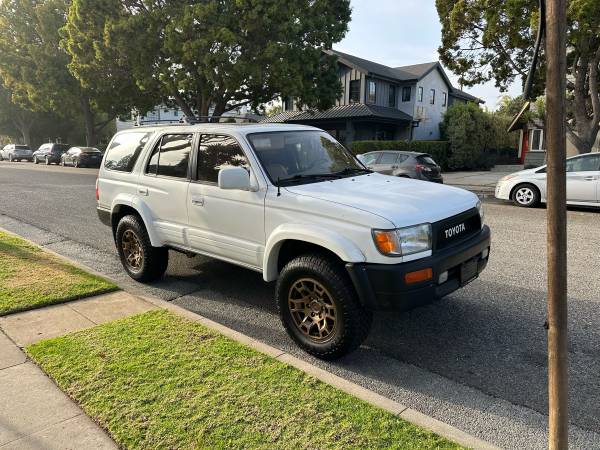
[335,167,373,175]
[278,173,343,184]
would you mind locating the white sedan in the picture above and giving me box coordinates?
[495,153,600,207]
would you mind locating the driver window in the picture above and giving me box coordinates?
[196,134,249,184]
[566,155,600,172]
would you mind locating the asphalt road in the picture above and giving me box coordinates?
[1,161,599,449]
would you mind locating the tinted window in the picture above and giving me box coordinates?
[349,80,360,103]
[104,132,151,172]
[379,153,399,165]
[417,155,438,166]
[15,145,30,150]
[197,135,248,183]
[52,144,70,153]
[566,154,600,172]
[146,134,192,178]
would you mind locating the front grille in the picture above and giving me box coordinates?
[432,208,481,251]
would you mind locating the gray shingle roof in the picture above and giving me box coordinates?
[394,62,439,78]
[262,104,413,123]
[327,50,416,82]
[450,87,484,104]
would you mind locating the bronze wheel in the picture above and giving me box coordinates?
[288,278,337,343]
[121,229,143,272]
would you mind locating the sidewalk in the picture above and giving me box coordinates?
[443,171,510,196]
[0,291,155,449]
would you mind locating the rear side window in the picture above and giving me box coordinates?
[360,153,380,165]
[197,135,248,183]
[145,134,192,179]
[104,132,151,172]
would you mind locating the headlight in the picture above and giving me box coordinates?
[372,224,432,257]
[476,201,485,226]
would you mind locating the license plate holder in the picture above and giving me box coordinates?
[460,258,479,285]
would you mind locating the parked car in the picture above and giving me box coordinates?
[357,151,443,183]
[0,144,33,162]
[495,153,600,208]
[97,124,490,359]
[61,146,103,168]
[32,143,70,165]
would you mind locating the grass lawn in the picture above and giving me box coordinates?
[27,310,463,450]
[0,231,117,315]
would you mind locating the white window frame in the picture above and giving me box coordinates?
[529,128,545,152]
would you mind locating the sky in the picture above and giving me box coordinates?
[336,0,522,110]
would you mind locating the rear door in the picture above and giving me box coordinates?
[137,133,192,246]
[565,154,600,203]
[186,134,266,268]
[416,154,442,179]
[372,152,399,175]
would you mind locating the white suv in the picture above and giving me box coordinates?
[97,124,490,359]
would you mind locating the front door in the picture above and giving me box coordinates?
[137,133,193,246]
[565,154,600,203]
[186,134,266,268]
[371,151,399,175]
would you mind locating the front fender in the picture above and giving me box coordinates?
[263,224,366,282]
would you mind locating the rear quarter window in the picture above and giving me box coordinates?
[104,132,151,172]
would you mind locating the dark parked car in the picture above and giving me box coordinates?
[357,150,443,183]
[60,146,103,168]
[32,143,70,165]
[0,144,33,162]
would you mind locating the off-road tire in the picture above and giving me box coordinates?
[276,253,372,360]
[115,215,168,282]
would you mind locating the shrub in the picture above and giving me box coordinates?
[351,140,450,170]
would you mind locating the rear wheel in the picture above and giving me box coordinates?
[512,184,540,208]
[45,156,50,165]
[8,154,13,162]
[73,158,79,168]
[115,215,168,282]
[276,253,372,360]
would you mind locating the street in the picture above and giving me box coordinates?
[1,161,599,449]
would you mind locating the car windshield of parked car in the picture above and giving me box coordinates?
[15,145,30,150]
[248,131,366,185]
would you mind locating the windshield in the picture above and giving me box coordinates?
[247,131,366,185]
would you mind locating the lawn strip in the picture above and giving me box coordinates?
[27,310,463,449]
[0,230,117,315]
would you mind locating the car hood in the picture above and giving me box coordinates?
[284,173,479,228]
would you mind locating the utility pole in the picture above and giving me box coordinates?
[545,0,568,448]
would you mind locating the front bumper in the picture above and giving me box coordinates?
[346,225,491,311]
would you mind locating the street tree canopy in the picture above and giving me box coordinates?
[67,0,351,121]
[436,0,600,154]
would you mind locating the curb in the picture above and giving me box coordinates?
[0,226,500,450]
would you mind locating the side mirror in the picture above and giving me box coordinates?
[218,166,251,191]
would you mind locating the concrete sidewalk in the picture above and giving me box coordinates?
[0,292,156,449]
[443,171,510,196]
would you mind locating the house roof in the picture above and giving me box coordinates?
[450,87,484,104]
[327,49,417,82]
[394,62,439,79]
[261,103,413,124]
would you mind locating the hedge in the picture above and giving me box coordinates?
[351,140,450,170]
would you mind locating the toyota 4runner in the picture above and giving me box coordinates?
[97,124,490,359]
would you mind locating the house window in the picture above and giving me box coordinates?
[430,89,436,105]
[442,92,447,107]
[402,86,411,102]
[349,80,360,104]
[389,85,396,108]
[367,80,376,104]
[418,86,423,102]
[529,129,544,152]
[283,97,293,112]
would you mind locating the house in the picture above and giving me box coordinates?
[262,49,482,146]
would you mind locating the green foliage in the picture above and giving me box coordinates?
[351,140,451,170]
[436,0,600,154]
[67,0,351,121]
[440,103,517,170]
[27,310,462,449]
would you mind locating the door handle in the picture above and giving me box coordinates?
[137,187,148,196]
[191,196,204,207]
[584,176,596,181]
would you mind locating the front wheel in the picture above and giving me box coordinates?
[276,253,372,360]
[33,156,38,164]
[115,215,168,282]
[512,184,540,208]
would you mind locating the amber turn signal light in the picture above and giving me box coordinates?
[405,268,433,284]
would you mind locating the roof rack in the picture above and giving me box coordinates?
[133,116,260,127]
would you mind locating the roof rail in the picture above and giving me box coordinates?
[133,116,259,127]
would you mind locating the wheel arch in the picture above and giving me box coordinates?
[110,200,162,247]
[263,224,366,282]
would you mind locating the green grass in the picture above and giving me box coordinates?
[27,311,463,450]
[0,231,117,315]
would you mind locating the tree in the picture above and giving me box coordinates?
[436,0,600,154]
[68,0,351,122]
[0,0,134,146]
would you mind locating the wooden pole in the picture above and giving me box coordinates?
[545,0,568,448]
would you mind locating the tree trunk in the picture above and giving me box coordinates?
[80,95,97,147]
[12,113,33,147]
